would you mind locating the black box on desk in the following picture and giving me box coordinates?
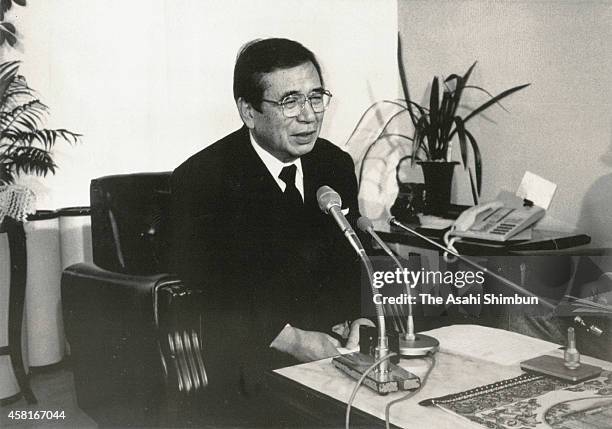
[359,326,400,364]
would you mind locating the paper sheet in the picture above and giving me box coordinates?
[422,324,560,366]
[516,171,557,210]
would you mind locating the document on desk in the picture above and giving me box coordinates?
[423,369,612,429]
[423,325,560,366]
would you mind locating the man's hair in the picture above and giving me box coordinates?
[233,38,323,107]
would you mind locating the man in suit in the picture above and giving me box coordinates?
[170,38,362,421]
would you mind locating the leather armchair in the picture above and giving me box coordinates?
[62,173,207,426]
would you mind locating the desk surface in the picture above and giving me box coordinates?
[377,226,591,256]
[271,325,611,428]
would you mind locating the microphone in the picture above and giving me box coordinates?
[357,216,439,356]
[316,186,365,255]
[317,186,418,394]
[316,186,384,345]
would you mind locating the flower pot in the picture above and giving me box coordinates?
[417,161,459,216]
[24,210,64,367]
[57,206,92,270]
[390,182,425,224]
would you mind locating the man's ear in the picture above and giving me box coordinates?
[237,97,256,129]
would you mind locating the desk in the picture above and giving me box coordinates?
[378,226,591,256]
[269,325,612,428]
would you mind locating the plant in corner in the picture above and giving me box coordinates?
[348,34,530,216]
[0,0,80,226]
[0,0,79,406]
[0,61,80,188]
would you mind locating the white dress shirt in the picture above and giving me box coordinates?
[249,131,304,201]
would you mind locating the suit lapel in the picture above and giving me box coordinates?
[233,127,284,201]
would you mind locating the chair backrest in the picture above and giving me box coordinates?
[90,172,172,275]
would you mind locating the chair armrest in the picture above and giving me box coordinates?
[62,263,207,421]
[62,262,176,295]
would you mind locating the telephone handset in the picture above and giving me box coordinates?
[451,201,545,242]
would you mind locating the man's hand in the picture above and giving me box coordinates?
[332,318,376,349]
[270,325,340,363]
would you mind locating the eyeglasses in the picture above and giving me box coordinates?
[260,90,332,118]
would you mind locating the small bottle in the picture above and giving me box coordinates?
[564,327,580,370]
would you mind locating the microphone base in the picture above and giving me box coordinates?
[332,352,420,395]
[399,334,439,357]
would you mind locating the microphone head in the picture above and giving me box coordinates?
[356,216,374,232]
[317,185,342,214]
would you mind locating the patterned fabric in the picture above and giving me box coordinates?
[0,185,36,223]
[435,371,612,429]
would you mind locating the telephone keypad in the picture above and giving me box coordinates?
[473,208,514,232]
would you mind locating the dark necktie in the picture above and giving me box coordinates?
[279,165,303,207]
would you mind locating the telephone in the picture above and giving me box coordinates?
[450,200,545,242]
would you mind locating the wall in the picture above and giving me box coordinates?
[5,0,397,210]
[398,0,612,245]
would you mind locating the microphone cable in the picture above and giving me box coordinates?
[344,352,396,429]
[384,352,437,429]
[343,351,437,429]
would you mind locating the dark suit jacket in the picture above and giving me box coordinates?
[169,126,361,399]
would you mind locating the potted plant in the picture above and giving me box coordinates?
[348,34,530,216]
[1,0,80,221]
[0,0,81,404]
[0,60,80,223]
[0,59,80,403]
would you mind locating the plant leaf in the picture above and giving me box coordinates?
[450,61,476,118]
[3,99,47,131]
[411,124,422,166]
[0,0,11,20]
[464,129,482,195]
[444,74,461,84]
[414,115,431,158]
[397,33,418,127]
[468,168,479,205]
[0,161,14,184]
[3,145,56,178]
[1,74,35,109]
[454,116,468,167]
[2,128,79,154]
[464,84,511,113]
[439,90,454,146]
[0,60,81,182]
[0,60,19,100]
[0,21,16,46]
[464,83,531,123]
[429,76,439,148]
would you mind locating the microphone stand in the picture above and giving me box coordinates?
[389,217,555,309]
[362,222,439,356]
[332,237,420,394]
[389,217,605,337]
[317,185,418,394]
[355,246,389,375]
